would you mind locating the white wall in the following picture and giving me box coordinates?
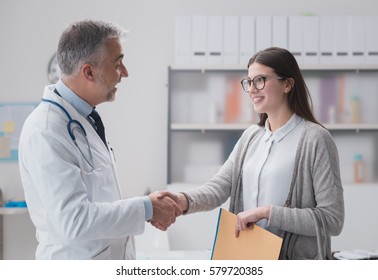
[0,0,377,259]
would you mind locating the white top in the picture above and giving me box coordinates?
[242,114,305,235]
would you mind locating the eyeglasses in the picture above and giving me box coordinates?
[240,75,284,92]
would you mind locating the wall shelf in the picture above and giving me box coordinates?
[171,123,249,131]
[171,122,378,132]
[326,123,378,131]
[170,64,378,71]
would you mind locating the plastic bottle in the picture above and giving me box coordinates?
[353,153,364,183]
[328,106,336,124]
[350,96,360,123]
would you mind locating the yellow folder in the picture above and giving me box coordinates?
[211,208,283,260]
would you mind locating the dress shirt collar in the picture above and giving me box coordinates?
[54,79,93,118]
[263,113,303,142]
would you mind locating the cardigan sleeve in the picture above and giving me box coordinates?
[183,125,262,214]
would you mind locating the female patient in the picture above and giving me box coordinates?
[159,47,344,259]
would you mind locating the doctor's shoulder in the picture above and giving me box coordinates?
[21,102,70,140]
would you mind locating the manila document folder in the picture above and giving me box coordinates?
[211,208,283,260]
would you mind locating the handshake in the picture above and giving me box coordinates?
[147,191,188,231]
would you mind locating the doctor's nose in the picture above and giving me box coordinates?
[120,63,128,78]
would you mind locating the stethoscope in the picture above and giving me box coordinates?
[41,98,102,172]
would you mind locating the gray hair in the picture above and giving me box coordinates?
[57,19,127,76]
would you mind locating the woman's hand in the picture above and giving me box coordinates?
[235,206,272,237]
[157,191,189,213]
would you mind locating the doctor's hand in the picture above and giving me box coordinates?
[148,191,182,231]
[235,206,271,238]
[157,191,189,213]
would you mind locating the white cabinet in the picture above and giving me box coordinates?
[167,65,378,186]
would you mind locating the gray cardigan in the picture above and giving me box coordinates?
[183,121,344,260]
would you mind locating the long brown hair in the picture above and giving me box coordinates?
[248,47,322,127]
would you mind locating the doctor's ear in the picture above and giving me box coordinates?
[82,63,95,81]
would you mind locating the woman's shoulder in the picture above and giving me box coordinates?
[241,123,264,139]
[303,121,331,136]
[302,121,335,146]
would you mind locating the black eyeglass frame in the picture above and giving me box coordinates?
[240,75,284,92]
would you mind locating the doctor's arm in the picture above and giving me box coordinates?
[21,130,147,240]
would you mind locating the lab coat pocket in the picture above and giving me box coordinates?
[91,245,112,260]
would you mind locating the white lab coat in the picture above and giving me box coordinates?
[18,85,145,259]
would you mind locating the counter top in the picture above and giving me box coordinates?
[0,207,28,215]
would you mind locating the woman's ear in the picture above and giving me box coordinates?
[284,78,294,93]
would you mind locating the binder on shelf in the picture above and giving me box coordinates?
[255,16,272,52]
[239,16,255,66]
[192,15,207,65]
[366,16,378,64]
[175,16,192,65]
[207,16,223,65]
[175,15,378,67]
[288,16,304,64]
[303,16,319,65]
[334,16,349,64]
[349,16,366,65]
[223,16,239,65]
[319,16,335,65]
[272,16,288,49]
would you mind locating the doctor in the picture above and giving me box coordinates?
[18,19,181,260]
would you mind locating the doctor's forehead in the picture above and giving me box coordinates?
[103,38,125,60]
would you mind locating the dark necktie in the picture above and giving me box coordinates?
[89,109,108,148]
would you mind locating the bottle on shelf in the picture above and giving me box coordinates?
[350,96,360,123]
[224,79,241,123]
[353,153,364,183]
[328,105,337,124]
